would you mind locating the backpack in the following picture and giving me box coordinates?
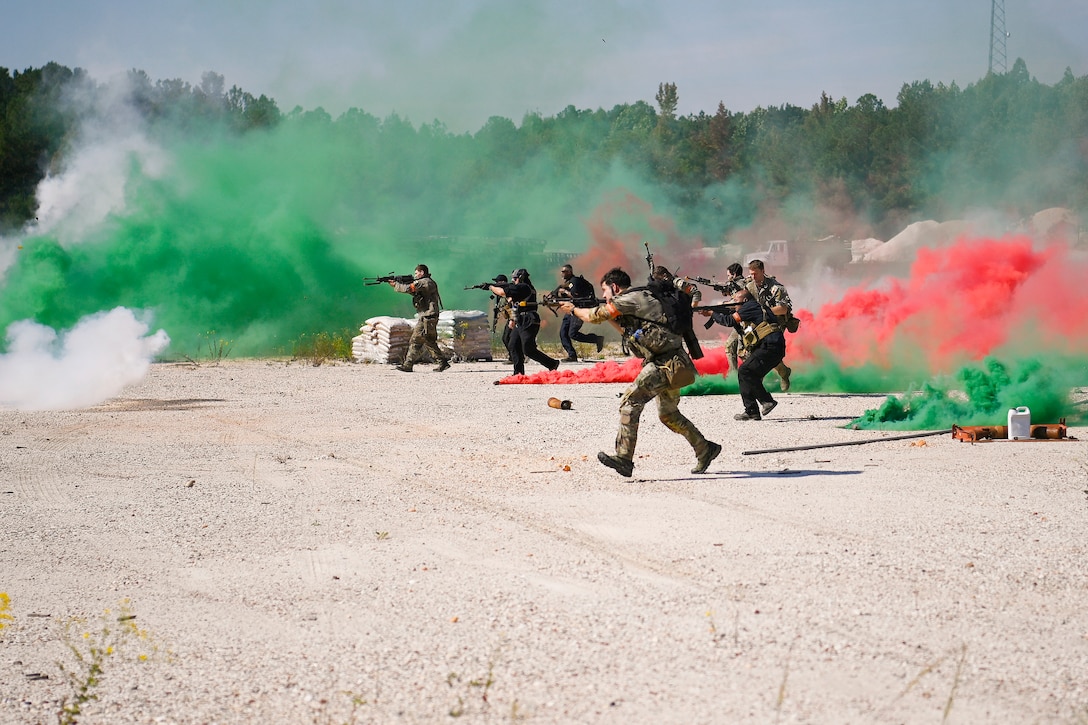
[628,281,704,360]
[568,275,599,307]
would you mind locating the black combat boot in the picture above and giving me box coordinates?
[692,442,722,474]
[597,451,634,477]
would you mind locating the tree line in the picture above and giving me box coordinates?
[2,58,1085,240]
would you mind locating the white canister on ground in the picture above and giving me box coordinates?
[1008,406,1031,440]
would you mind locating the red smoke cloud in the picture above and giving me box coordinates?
[570,190,709,283]
[510,235,1088,386]
[791,236,1088,371]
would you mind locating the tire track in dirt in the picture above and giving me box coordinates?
[8,464,69,506]
[31,421,94,455]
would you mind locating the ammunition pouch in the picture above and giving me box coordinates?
[658,352,697,389]
[629,323,679,357]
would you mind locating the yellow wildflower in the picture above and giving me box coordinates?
[0,592,12,631]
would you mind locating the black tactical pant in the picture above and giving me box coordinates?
[738,337,786,417]
[509,313,558,375]
[560,314,600,358]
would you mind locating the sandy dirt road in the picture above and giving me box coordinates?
[2,359,1087,724]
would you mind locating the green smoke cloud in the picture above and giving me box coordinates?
[0,110,690,357]
[850,356,1087,430]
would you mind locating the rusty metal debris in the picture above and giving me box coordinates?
[952,419,1076,442]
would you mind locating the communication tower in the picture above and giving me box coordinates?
[989,0,1008,75]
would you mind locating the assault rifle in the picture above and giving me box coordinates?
[540,292,565,316]
[644,242,655,283]
[686,275,745,297]
[464,283,504,332]
[697,302,742,329]
[364,273,413,286]
[541,291,598,316]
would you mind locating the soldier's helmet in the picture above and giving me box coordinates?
[512,268,529,281]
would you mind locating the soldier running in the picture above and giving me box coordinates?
[559,267,721,478]
[745,259,793,392]
[489,268,560,377]
[554,264,605,361]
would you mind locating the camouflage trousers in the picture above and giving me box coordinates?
[403,315,447,367]
[614,352,713,462]
[725,328,741,372]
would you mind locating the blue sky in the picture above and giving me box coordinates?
[4,0,1086,133]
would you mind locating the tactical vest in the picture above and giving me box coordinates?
[615,287,703,360]
[747,277,797,334]
[630,281,703,359]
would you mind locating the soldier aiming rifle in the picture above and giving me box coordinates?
[551,264,604,362]
[688,262,747,373]
[364,273,414,286]
[557,266,721,478]
[466,275,514,359]
[386,264,450,373]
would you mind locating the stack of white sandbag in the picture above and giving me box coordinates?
[352,310,493,363]
[437,310,492,361]
[351,316,414,363]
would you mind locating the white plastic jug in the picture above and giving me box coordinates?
[1008,406,1031,440]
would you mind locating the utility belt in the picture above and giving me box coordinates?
[742,321,777,349]
[512,300,540,325]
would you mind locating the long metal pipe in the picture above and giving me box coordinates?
[742,429,953,455]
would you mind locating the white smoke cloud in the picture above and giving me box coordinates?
[33,131,169,245]
[0,75,170,281]
[0,307,169,411]
[32,81,170,246]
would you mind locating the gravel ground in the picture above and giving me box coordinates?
[1,358,1087,724]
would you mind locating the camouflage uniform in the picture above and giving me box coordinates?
[584,289,716,472]
[394,275,449,370]
[718,272,747,373]
[746,274,793,388]
[493,294,514,359]
[671,276,702,306]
